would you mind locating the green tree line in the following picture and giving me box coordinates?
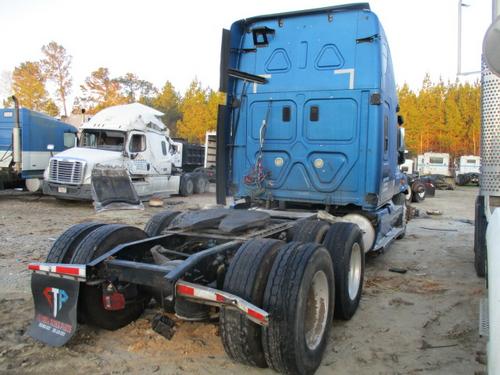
[398,74,481,157]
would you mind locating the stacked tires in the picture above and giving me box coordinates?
[220,219,365,374]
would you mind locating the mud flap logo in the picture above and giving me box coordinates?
[43,287,68,318]
[29,274,79,347]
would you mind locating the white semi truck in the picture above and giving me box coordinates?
[42,103,208,200]
[416,152,452,176]
[454,155,480,185]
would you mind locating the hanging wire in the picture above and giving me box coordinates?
[244,101,272,199]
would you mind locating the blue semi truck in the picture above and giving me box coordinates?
[0,98,77,191]
[26,4,408,374]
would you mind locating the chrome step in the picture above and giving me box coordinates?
[479,297,489,337]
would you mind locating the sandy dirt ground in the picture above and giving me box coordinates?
[0,187,487,374]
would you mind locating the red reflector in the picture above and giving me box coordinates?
[55,266,80,275]
[102,292,126,311]
[215,293,225,302]
[28,264,39,271]
[247,308,265,322]
[177,284,195,296]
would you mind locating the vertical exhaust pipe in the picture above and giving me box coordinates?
[11,96,22,173]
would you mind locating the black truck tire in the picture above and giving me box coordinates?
[201,175,210,192]
[411,181,426,202]
[220,238,284,367]
[144,211,180,236]
[46,222,105,263]
[192,173,207,194]
[70,224,149,330]
[322,222,364,320]
[262,242,334,375]
[180,174,194,196]
[292,220,331,244]
[474,195,487,278]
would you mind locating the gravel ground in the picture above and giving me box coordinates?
[0,187,487,374]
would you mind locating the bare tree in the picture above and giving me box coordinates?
[41,41,72,117]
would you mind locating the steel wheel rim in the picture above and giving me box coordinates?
[348,243,362,300]
[304,270,329,350]
[418,191,425,198]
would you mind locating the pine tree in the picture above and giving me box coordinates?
[78,67,128,114]
[176,79,224,143]
[147,81,181,135]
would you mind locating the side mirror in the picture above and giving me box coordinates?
[398,128,406,150]
[397,128,406,165]
[47,144,55,151]
[397,115,404,126]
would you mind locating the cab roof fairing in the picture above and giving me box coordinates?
[81,103,169,136]
[234,3,371,27]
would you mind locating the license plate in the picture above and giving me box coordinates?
[58,187,67,193]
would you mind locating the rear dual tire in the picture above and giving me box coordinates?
[70,224,149,330]
[220,240,335,374]
[220,238,284,367]
[291,220,330,243]
[292,219,365,321]
[262,242,334,375]
[46,222,105,263]
[192,173,209,194]
[322,223,364,321]
[180,175,194,196]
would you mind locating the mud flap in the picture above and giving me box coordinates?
[28,274,80,347]
[91,166,143,212]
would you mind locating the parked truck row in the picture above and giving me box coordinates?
[0,100,211,201]
[403,152,480,185]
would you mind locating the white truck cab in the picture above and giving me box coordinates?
[417,152,451,176]
[42,103,183,200]
[455,155,480,185]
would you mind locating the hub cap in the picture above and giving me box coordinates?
[304,270,329,350]
[348,243,362,300]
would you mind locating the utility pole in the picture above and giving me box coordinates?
[457,0,481,76]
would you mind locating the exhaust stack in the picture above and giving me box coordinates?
[11,96,22,172]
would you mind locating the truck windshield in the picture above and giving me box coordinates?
[429,157,444,164]
[81,130,126,151]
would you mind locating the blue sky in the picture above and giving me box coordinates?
[0,0,492,109]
